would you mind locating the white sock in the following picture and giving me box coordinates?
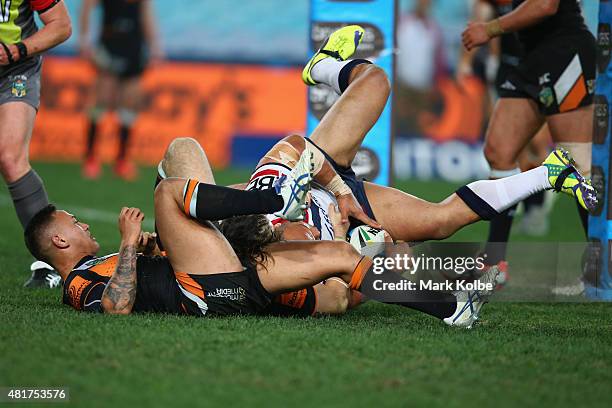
[311,58,352,94]
[466,166,551,213]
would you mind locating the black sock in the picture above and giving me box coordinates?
[483,204,517,265]
[338,59,372,93]
[524,191,545,212]
[8,170,50,229]
[183,180,284,221]
[117,124,131,161]
[85,119,98,159]
[576,202,589,238]
[358,265,457,319]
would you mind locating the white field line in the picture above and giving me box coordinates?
[0,194,155,230]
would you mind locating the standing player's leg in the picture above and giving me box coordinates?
[0,102,46,229]
[546,104,593,238]
[481,98,544,265]
[83,70,117,179]
[113,76,143,180]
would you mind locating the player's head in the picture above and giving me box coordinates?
[217,214,281,268]
[24,205,99,268]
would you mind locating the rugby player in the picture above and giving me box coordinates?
[0,0,71,287]
[23,146,502,329]
[160,26,595,323]
[462,0,596,278]
[80,0,162,180]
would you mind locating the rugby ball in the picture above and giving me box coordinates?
[348,225,388,257]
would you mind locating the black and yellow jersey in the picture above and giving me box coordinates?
[0,0,60,75]
[62,253,184,314]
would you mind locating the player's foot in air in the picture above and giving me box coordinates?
[114,159,138,181]
[543,148,597,211]
[444,265,501,329]
[273,149,312,221]
[24,261,62,289]
[302,25,365,86]
[82,156,102,180]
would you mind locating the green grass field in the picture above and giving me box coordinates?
[1,162,611,408]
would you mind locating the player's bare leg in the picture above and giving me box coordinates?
[159,137,216,183]
[547,104,593,236]
[309,64,391,167]
[0,102,48,228]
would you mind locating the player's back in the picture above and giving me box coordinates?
[63,253,183,314]
[513,0,589,52]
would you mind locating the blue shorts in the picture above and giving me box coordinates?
[305,138,377,229]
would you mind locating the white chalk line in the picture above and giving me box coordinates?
[0,194,155,230]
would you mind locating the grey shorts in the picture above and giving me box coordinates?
[0,58,42,110]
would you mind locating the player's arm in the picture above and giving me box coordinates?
[78,0,98,59]
[141,0,163,62]
[457,0,495,80]
[259,134,380,228]
[462,0,560,51]
[0,1,72,66]
[100,207,144,315]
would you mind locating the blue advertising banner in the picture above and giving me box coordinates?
[587,0,612,299]
[307,0,397,186]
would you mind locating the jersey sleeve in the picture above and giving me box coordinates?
[82,283,105,313]
[30,0,60,12]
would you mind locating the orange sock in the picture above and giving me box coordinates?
[348,256,373,290]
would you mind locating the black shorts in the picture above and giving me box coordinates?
[305,138,377,230]
[175,267,273,317]
[498,31,596,116]
[265,287,318,317]
[94,42,148,79]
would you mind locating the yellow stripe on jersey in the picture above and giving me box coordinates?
[0,0,23,44]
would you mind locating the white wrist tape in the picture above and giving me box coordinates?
[326,174,352,197]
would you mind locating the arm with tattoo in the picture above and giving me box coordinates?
[101,243,138,314]
[101,207,145,315]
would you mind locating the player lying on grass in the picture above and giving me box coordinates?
[23,147,502,328]
[209,26,596,319]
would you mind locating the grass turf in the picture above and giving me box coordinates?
[1,162,611,408]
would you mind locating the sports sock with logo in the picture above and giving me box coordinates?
[311,58,372,94]
[182,179,283,221]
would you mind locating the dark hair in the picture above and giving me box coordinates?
[24,204,57,265]
[217,214,281,268]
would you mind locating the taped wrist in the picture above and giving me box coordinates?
[485,19,505,38]
[326,174,352,197]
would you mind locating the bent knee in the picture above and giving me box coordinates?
[365,65,391,94]
[0,149,29,181]
[165,137,201,159]
[483,142,518,170]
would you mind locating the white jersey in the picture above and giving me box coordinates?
[247,163,337,240]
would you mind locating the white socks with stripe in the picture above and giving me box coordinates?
[465,166,552,214]
[311,58,353,94]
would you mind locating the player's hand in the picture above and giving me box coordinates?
[137,231,159,255]
[335,193,381,230]
[462,22,491,51]
[78,39,94,61]
[0,43,16,66]
[118,207,144,245]
[328,203,349,240]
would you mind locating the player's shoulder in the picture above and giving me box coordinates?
[63,254,117,312]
